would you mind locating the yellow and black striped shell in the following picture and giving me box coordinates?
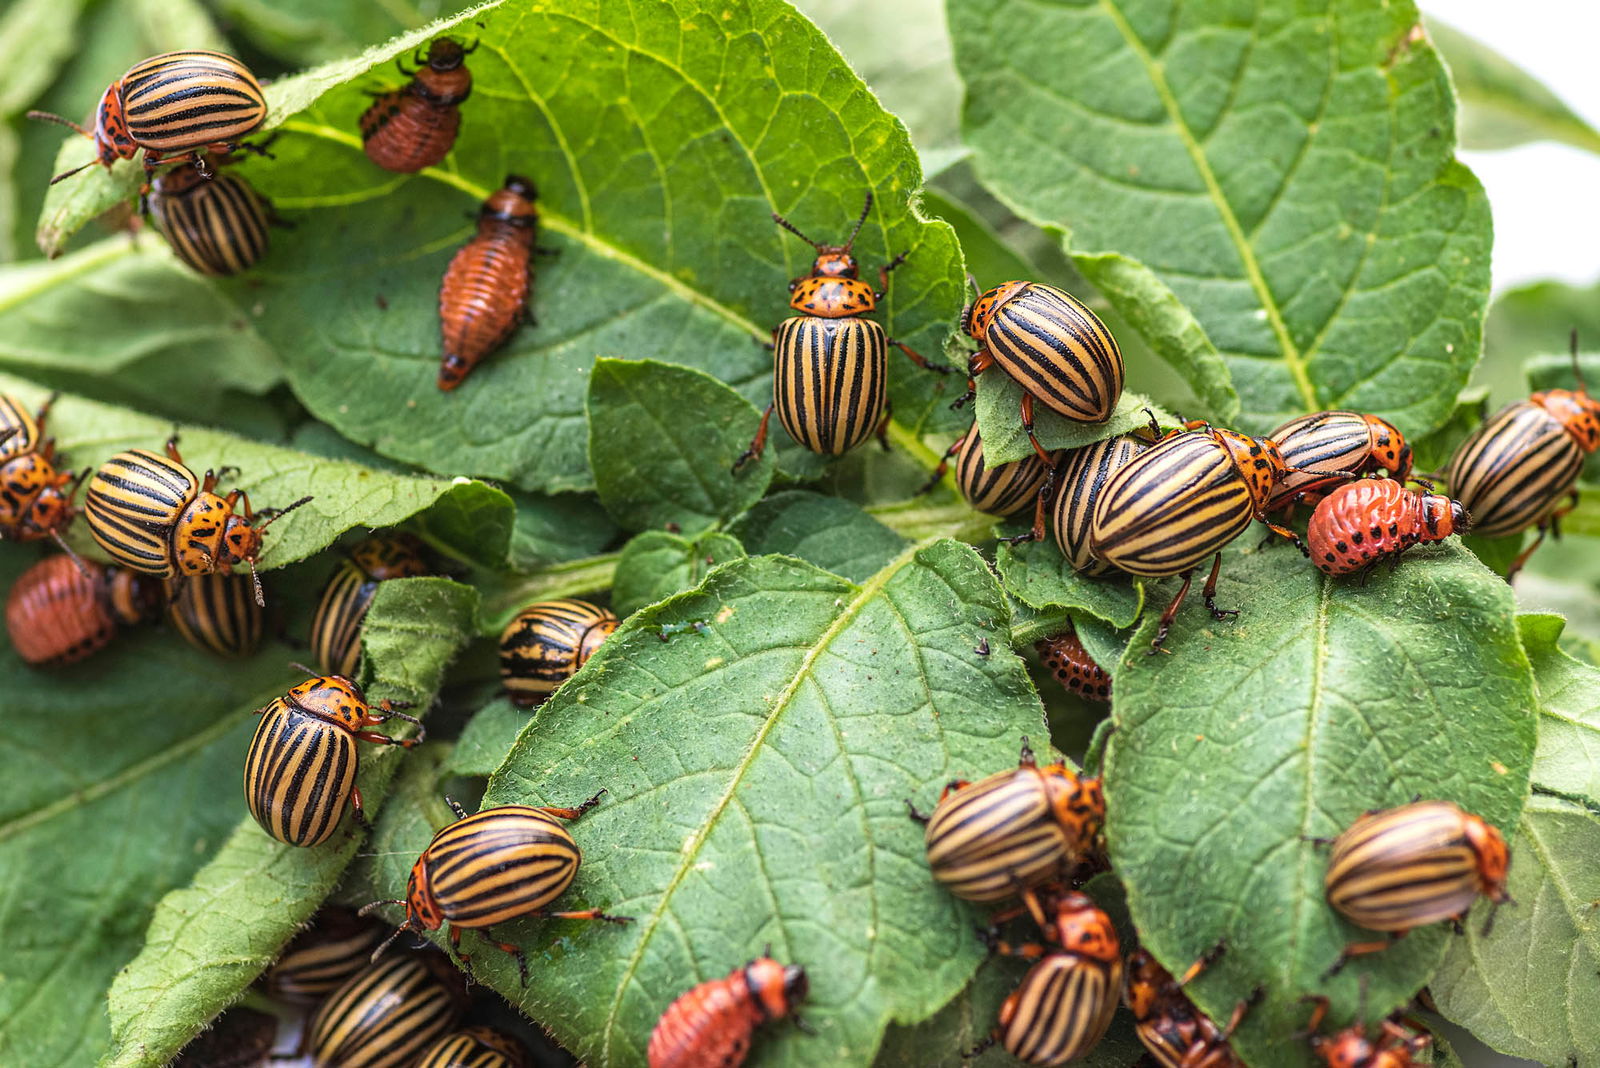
[165,571,262,658]
[310,532,429,677]
[84,448,201,576]
[415,1027,529,1068]
[1265,410,1413,511]
[771,315,888,456]
[1325,800,1511,933]
[965,282,1123,424]
[149,165,272,277]
[1445,399,1590,539]
[954,427,1051,517]
[1051,434,1152,576]
[111,51,265,156]
[262,906,387,1002]
[996,894,1122,1065]
[923,749,1104,904]
[407,805,582,929]
[306,950,467,1068]
[498,598,618,706]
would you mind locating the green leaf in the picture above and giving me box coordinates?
[950,0,1492,436]
[0,372,513,569]
[588,359,774,535]
[727,490,909,582]
[0,237,282,419]
[504,489,620,573]
[976,387,1167,468]
[101,577,478,1068]
[211,0,476,67]
[611,529,745,618]
[995,539,1145,630]
[1103,542,1535,1068]
[1482,278,1600,405]
[445,701,530,779]
[1431,615,1600,1065]
[1426,17,1600,156]
[354,542,1045,1067]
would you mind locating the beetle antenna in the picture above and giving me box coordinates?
[27,110,90,137]
[771,210,819,249]
[47,159,97,185]
[842,191,873,252]
[966,273,981,296]
[288,660,318,677]
[247,558,264,607]
[50,530,93,578]
[255,494,313,531]
[363,916,411,962]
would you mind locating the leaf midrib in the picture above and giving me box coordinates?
[598,538,929,1061]
[1093,0,1317,410]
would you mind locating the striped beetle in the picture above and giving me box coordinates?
[734,193,950,469]
[922,421,1056,543]
[499,597,618,706]
[311,532,430,677]
[29,51,266,184]
[149,161,276,277]
[262,906,387,1002]
[1322,800,1511,975]
[1445,331,1600,578]
[649,954,808,1068]
[1051,432,1154,576]
[416,1027,529,1068]
[362,38,475,173]
[1265,410,1413,512]
[1302,994,1432,1068]
[305,949,467,1068]
[243,673,424,847]
[957,281,1125,464]
[438,176,539,390]
[968,891,1122,1065]
[1308,479,1467,577]
[911,737,1104,905]
[1123,945,1254,1068]
[1035,626,1111,704]
[83,438,310,606]
[365,798,633,984]
[5,554,159,666]
[0,393,81,552]
[165,571,263,659]
[1088,421,1309,653]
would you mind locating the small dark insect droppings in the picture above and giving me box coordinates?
[665,521,682,533]
[376,294,389,310]
[974,638,990,656]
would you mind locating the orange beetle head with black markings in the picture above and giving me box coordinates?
[776,193,884,317]
[1462,813,1511,902]
[1214,428,1289,511]
[1040,763,1105,851]
[90,81,138,167]
[0,453,75,541]
[1533,388,1600,453]
[285,674,371,732]
[746,956,808,1021]
[962,280,1030,341]
[1048,891,1120,963]
[1362,414,1414,482]
[403,855,447,931]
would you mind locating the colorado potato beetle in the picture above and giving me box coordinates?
[1265,410,1413,511]
[29,51,266,184]
[735,192,949,469]
[310,532,430,676]
[361,38,475,173]
[969,891,1122,1065]
[5,554,159,666]
[1035,626,1111,703]
[0,393,81,551]
[1302,995,1432,1068]
[1123,946,1253,1068]
[1445,332,1600,577]
[926,423,1052,519]
[243,673,424,847]
[1089,421,1308,652]
[148,160,276,276]
[262,906,387,1002]
[1050,433,1154,577]
[83,439,310,605]
[1307,479,1467,577]
[415,1027,529,1068]
[1323,800,1511,974]
[305,949,468,1068]
[437,175,539,390]
[648,954,809,1068]
[366,798,632,984]
[913,737,1104,904]
[958,281,1125,463]
[498,597,618,707]
[165,571,263,658]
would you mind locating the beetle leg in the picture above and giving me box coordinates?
[1323,932,1405,978]
[1175,939,1227,986]
[352,728,420,748]
[1018,394,1053,466]
[525,906,634,925]
[873,403,893,452]
[1000,464,1056,546]
[1201,553,1239,623]
[474,928,529,986]
[732,405,774,474]
[446,796,470,819]
[960,1033,998,1060]
[916,433,966,497]
[540,788,607,822]
[1216,986,1264,1042]
[1294,994,1330,1042]
[1257,515,1309,557]
[950,350,994,411]
[877,251,909,298]
[348,786,371,829]
[890,339,953,375]
[904,799,931,824]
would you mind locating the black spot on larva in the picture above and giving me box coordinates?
[1389,523,1399,536]
[1351,532,1364,545]
[1371,525,1383,538]
[1336,541,1348,552]
[1324,552,1336,562]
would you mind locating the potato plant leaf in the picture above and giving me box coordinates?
[1430,615,1600,1065]
[612,529,746,619]
[100,577,477,1068]
[0,373,513,569]
[949,0,1492,437]
[588,359,774,535]
[995,539,1145,631]
[1104,542,1534,1068]
[354,541,1045,1067]
[726,490,909,582]
[976,386,1167,468]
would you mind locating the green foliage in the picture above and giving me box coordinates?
[0,1,1594,1066]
